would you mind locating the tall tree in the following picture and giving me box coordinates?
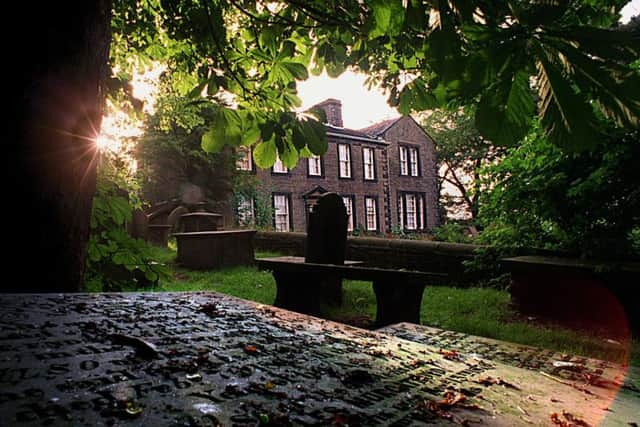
[7,2,111,292]
[420,107,504,221]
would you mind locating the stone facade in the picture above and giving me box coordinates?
[237,99,440,233]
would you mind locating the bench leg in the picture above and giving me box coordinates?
[372,281,426,327]
[273,271,320,315]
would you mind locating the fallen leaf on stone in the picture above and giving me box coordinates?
[244,344,258,354]
[199,303,219,317]
[550,411,591,427]
[125,401,143,416]
[439,349,462,361]
[109,334,159,359]
[438,390,472,409]
[561,410,590,426]
[476,376,520,390]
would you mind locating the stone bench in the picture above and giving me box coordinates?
[257,256,447,327]
[501,255,640,333]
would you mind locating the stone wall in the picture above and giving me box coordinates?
[254,231,481,284]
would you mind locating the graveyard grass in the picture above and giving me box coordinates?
[147,246,640,366]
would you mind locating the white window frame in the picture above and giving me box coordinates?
[399,193,425,230]
[342,196,354,232]
[308,155,322,176]
[273,194,290,232]
[405,194,417,230]
[409,147,419,176]
[338,144,351,178]
[236,147,252,171]
[273,155,288,174]
[399,146,408,175]
[237,196,254,225]
[363,147,375,180]
[365,197,377,231]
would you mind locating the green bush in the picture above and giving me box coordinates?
[86,168,169,292]
[432,223,475,244]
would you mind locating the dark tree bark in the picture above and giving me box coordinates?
[6,2,112,292]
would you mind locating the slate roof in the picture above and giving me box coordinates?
[359,117,403,137]
[325,124,387,144]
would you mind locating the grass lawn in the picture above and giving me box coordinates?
[148,245,640,366]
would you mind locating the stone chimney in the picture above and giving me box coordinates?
[314,98,343,127]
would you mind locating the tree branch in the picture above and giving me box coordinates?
[202,1,251,99]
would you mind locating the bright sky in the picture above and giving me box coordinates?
[621,0,640,23]
[297,71,399,130]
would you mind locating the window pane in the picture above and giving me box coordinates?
[363,147,374,180]
[406,194,416,230]
[342,196,353,232]
[410,148,418,176]
[273,155,288,173]
[274,195,289,232]
[400,147,408,175]
[236,147,252,171]
[308,156,321,176]
[339,144,351,178]
[365,198,377,231]
[418,195,424,229]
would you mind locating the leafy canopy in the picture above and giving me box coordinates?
[112,0,640,167]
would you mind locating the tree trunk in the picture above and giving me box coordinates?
[6,1,112,292]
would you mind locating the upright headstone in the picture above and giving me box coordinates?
[168,206,189,232]
[127,209,149,240]
[305,192,348,305]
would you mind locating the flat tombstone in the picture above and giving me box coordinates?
[305,192,348,305]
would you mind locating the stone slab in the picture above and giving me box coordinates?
[0,293,638,426]
[379,322,640,424]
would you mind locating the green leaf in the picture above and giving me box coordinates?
[201,112,226,153]
[546,37,640,129]
[475,70,535,146]
[259,26,277,55]
[277,40,296,60]
[278,139,299,169]
[260,120,276,142]
[292,124,306,150]
[368,0,405,39]
[534,45,600,150]
[406,0,427,30]
[325,61,345,78]
[242,125,261,146]
[302,119,327,155]
[398,79,438,114]
[222,108,242,146]
[187,81,207,99]
[253,139,277,168]
[283,62,309,80]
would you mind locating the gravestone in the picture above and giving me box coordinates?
[305,192,348,305]
[126,209,149,240]
[167,205,189,232]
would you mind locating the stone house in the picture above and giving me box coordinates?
[235,99,439,233]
